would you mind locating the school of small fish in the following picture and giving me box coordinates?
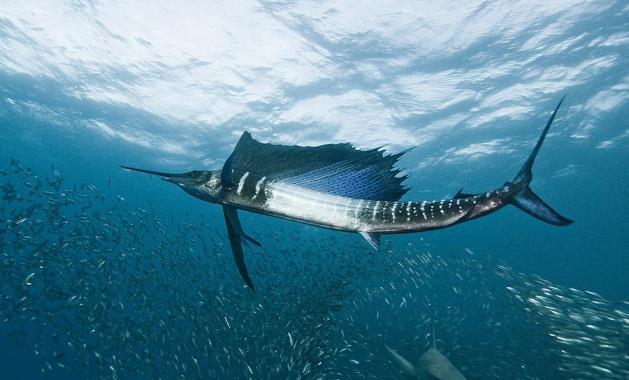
[0,160,626,379]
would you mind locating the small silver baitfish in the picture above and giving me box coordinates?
[123,97,572,290]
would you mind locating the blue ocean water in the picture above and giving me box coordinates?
[0,1,627,379]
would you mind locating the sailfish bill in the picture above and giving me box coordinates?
[122,98,572,290]
[120,165,186,178]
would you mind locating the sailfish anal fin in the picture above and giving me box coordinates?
[222,205,257,291]
[359,231,381,250]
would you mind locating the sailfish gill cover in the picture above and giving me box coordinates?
[0,1,628,380]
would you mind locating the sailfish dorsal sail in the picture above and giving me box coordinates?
[222,131,410,201]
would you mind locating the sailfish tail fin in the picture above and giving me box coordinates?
[507,96,573,226]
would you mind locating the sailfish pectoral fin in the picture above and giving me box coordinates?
[222,206,256,291]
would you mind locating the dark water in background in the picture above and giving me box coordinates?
[0,1,627,379]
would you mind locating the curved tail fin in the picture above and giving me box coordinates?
[508,96,573,226]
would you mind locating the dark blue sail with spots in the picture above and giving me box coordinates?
[222,131,409,201]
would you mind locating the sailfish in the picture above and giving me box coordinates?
[122,98,572,291]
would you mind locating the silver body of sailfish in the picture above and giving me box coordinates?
[217,175,505,234]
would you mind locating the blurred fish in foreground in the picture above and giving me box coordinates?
[386,326,466,379]
[0,162,626,379]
